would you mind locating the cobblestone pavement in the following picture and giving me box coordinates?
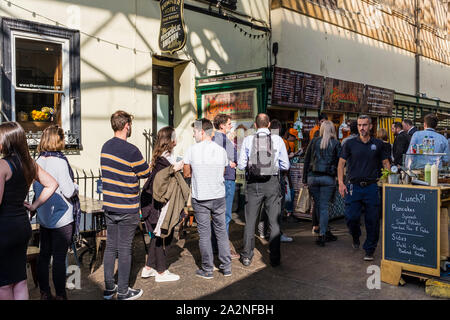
[27,212,441,300]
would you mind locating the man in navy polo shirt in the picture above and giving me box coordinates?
[338,115,391,261]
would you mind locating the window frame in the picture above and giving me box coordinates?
[11,32,71,132]
[0,17,81,149]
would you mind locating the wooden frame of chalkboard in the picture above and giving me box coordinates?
[382,184,441,277]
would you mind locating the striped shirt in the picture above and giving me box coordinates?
[100,137,150,214]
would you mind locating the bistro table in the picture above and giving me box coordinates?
[78,196,106,272]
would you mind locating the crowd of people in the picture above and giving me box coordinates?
[0,109,448,300]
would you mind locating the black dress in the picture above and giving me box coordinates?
[0,156,32,287]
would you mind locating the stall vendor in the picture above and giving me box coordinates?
[309,114,327,141]
[284,128,301,159]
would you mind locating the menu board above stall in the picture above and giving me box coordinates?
[363,85,394,116]
[323,78,364,113]
[202,89,256,121]
[271,67,323,109]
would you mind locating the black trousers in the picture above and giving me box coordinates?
[146,225,174,273]
[242,176,281,264]
[37,223,73,298]
[104,212,139,295]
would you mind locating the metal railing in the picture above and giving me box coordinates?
[143,129,155,164]
[74,169,103,201]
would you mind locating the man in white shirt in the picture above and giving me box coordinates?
[237,113,290,267]
[183,118,232,279]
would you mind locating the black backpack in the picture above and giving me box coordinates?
[246,132,276,182]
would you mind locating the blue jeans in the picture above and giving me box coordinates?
[344,183,380,255]
[308,175,335,236]
[224,180,236,233]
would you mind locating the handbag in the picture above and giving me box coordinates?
[294,186,311,214]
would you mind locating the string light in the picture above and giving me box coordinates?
[1,0,269,52]
[0,0,155,55]
[233,22,267,39]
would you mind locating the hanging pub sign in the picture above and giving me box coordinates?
[202,89,257,121]
[159,0,187,54]
[323,77,364,113]
[362,85,394,116]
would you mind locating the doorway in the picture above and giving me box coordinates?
[152,65,174,141]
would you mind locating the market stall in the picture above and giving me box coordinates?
[381,152,450,285]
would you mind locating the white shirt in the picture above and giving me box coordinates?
[184,140,228,201]
[237,128,290,172]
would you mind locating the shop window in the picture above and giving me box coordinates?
[1,18,81,149]
[13,37,68,133]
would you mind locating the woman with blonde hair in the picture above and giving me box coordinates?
[140,126,184,282]
[302,120,341,246]
[0,122,58,300]
[34,125,80,300]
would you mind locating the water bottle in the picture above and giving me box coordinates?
[423,136,429,154]
[424,163,431,184]
[429,137,435,154]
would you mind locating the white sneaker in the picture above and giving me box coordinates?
[281,234,293,242]
[66,282,76,290]
[155,270,180,283]
[141,267,158,278]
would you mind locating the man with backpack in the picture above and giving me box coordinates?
[237,113,290,267]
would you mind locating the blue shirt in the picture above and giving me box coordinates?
[212,131,237,181]
[237,128,290,173]
[406,128,450,169]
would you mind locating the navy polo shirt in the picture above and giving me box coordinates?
[340,136,389,182]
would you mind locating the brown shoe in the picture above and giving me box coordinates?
[55,295,68,300]
[230,250,240,260]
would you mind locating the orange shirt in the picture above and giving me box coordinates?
[309,125,320,141]
[283,138,295,154]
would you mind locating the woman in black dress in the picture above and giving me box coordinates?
[0,122,58,300]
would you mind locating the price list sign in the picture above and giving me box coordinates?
[363,85,394,116]
[271,67,323,109]
[383,186,439,270]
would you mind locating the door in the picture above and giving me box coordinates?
[152,66,174,143]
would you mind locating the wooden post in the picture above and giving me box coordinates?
[381,259,402,286]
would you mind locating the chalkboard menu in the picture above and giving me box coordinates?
[159,0,187,54]
[323,78,364,112]
[363,85,394,116]
[271,67,323,109]
[383,186,439,270]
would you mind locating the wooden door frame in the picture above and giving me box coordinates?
[152,65,174,142]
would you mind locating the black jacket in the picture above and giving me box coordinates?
[140,156,171,232]
[382,142,392,164]
[302,137,341,184]
[392,131,411,166]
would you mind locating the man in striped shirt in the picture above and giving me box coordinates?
[100,110,150,300]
